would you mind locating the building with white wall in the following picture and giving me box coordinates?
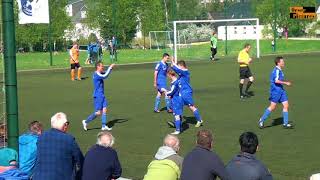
[217,25,263,40]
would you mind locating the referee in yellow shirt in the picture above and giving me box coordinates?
[238,43,254,99]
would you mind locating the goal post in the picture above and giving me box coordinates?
[148,30,188,51]
[148,31,172,50]
[173,18,260,62]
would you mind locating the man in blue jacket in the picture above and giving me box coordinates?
[33,112,84,180]
[82,131,122,180]
[181,129,229,180]
[19,121,43,177]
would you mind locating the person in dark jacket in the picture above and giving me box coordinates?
[33,112,84,180]
[82,131,122,180]
[226,132,273,180]
[180,129,229,180]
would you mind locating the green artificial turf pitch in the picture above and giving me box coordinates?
[5,52,320,179]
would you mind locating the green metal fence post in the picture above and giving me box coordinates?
[172,0,176,22]
[2,0,19,151]
[224,0,228,55]
[48,1,53,66]
[112,0,117,62]
[273,0,277,52]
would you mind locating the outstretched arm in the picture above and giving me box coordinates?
[171,56,186,74]
[97,64,115,79]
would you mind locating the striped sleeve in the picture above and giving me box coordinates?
[96,67,112,79]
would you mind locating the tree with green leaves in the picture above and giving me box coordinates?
[139,0,166,47]
[85,0,139,46]
[14,0,72,51]
[253,0,317,37]
[176,0,201,20]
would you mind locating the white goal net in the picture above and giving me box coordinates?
[172,18,261,61]
[148,30,188,50]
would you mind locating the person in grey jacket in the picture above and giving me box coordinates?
[226,132,273,180]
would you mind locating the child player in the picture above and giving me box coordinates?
[171,58,203,127]
[166,70,183,135]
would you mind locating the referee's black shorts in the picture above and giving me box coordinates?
[239,66,252,79]
[71,63,81,69]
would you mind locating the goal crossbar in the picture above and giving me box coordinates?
[173,18,260,61]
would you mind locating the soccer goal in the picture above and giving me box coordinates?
[148,30,188,50]
[172,18,261,62]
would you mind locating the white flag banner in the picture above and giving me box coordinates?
[17,0,49,24]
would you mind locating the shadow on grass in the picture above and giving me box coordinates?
[160,107,170,112]
[181,116,198,132]
[80,77,89,80]
[263,117,283,128]
[107,118,129,128]
[87,118,129,131]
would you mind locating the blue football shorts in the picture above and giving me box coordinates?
[94,96,108,111]
[269,90,288,103]
[172,97,183,116]
[181,92,194,106]
[157,83,167,93]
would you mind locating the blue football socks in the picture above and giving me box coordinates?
[165,97,172,110]
[175,120,181,132]
[102,112,107,126]
[260,109,271,122]
[154,96,161,111]
[283,111,289,125]
[86,113,97,123]
[193,109,202,122]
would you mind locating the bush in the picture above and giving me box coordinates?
[180,24,214,43]
[131,37,151,49]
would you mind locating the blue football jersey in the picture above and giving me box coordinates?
[172,65,193,93]
[167,79,181,99]
[92,67,113,97]
[155,61,169,84]
[270,66,285,93]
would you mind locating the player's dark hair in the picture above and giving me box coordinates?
[274,56,283,65]
[163,53,170,58]
[177,60,187,68]
[244,43,251,48]
[95,61,103,69]
[239,132,259,154]
[29,121,43,134]
[196,129,213,149]
[167,70,176,77]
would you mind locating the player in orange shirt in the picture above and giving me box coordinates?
[70,42,82,81]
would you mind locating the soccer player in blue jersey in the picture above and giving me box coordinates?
[154,53,172,113]
[258,56,293,129]
[166,70,183,135]
[171,58,203,127]
[82,62,116,131]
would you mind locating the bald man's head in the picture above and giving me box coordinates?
[163,134,180,152]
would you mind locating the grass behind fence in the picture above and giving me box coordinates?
[0,39,319,72]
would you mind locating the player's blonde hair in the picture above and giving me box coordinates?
[51,112,68,130]
[167,70,176,77]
